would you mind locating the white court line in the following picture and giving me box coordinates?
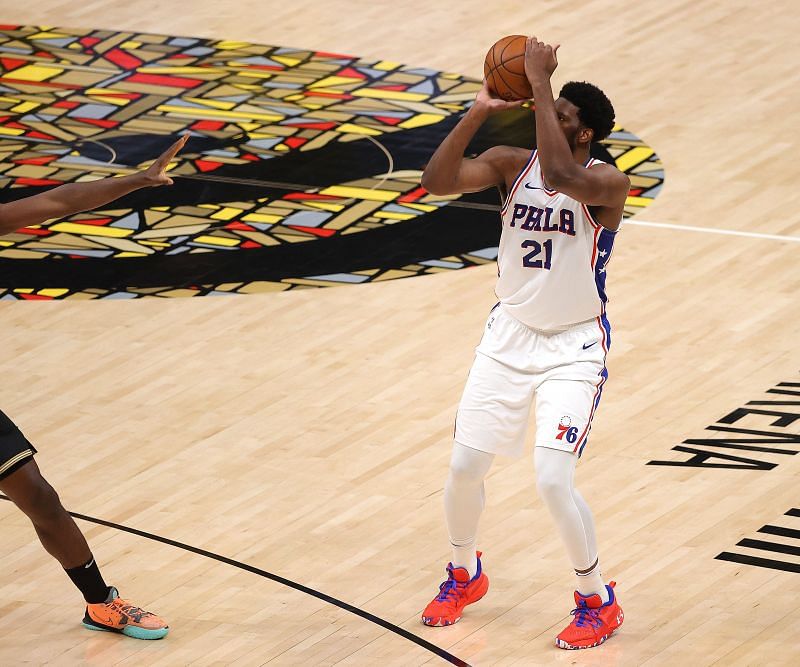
[624,219,800,243]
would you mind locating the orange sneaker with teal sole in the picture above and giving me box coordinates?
[421,551,489,626]
[555,581,623,650]
[82,587,169,640]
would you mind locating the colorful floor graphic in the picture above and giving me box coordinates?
[0,26,663,299]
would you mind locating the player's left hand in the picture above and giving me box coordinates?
[524,37,560,86]
[140,134,189,186]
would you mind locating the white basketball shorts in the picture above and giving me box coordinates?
[454,304,610,458]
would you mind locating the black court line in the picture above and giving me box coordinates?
[715,551,800,574]
[0,494,470,667]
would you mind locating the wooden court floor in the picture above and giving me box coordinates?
[1,0,799,664]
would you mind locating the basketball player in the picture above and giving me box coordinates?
[0,133,188,639]
[419,38,629,649]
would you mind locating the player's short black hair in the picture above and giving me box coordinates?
[559,81,615,141]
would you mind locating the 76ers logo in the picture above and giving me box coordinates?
[555,416,579,444]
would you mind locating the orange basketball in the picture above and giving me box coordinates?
[483,35,532,101]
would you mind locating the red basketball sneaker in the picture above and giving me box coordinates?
[421,551,489,626]
[555,581,623,650]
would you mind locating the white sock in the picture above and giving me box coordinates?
[444,442,494,578]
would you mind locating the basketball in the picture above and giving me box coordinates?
[483,35,532,101]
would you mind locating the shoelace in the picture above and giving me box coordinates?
[113,599,151,623]
[570,603,602,629]
[435,576,463,603]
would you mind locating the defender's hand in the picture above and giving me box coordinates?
[140,134,189,186]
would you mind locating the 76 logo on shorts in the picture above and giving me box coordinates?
[555,416,579,444]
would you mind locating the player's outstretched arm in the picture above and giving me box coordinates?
[524,39,629,211]
[0,134,189,237]
[421,81,524,196]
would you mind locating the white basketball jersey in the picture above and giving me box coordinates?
[496,149,619,332]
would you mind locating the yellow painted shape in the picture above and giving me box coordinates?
[238,122,260,131]
[242,212,282,223]
[195,235,240,247]
[319,185,397,202]
[337,122,381,136]
[89,95,130,107]
[0,240,13,247]
[12,101,39,113]
[0,127,24,136]
[305,202,345,212]
[211,207,243,221]
[352,88,428,102]
[116,252,147,258]
[216,41,251,50]
[6,65,61,82]
[14,288,33,294]
[271,55,301,66]
[625,195,653,207]
[615,146,655,172]
[373,61,400,71]
[30,31,68,39]
[399,113,445,129]
[374,211,415,220]
[121,40,142,49]
[309,75,362,89]
[404,203,437,212]
[157,104,283,122]
[38,288,69,297]
[49,222,131,238]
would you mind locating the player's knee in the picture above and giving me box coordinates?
[448,448,492,486]
[18,477,64,524]
[535,468,570,506]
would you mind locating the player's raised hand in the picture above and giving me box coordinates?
[524,37,560,87]
[474,79,528,114]
[140,134,189,186]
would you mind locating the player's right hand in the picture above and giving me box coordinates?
[140,134,189,187]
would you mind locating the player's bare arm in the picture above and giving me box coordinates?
[524,38,629,225]
[0,134,189,237]
[421,81,527,196]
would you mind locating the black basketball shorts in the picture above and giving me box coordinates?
[0,409,36,481]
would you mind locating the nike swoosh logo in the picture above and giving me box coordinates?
[524,183,546,191]
[582,341,598,350]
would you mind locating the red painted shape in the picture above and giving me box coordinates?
[53,100,80,108]
[240,240,261,249]
[16,155,57,165]
[224,221,255,231]
[336,66,366,79]
[302,90,352,100]
[73,117,118,128]
[15,227,51,236]
[315,51,354,59]
[5,121,26,129]
[0,24,20,31]
[0,57,26,71]
[241,153,259,161]
[26,130,56,140]
[19,293,53,300]
[104,48,143,70]
[374,115,403,125]
[397,186,427,203]
[15,177,62,186]
[284,136,307,149]
[628,188,643,196]
[79,36,101,47]
[126,72,202,88]
[286,225,336,237]
[284,121,337,130]
[195,159,222,172]
[191,119,225,131]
